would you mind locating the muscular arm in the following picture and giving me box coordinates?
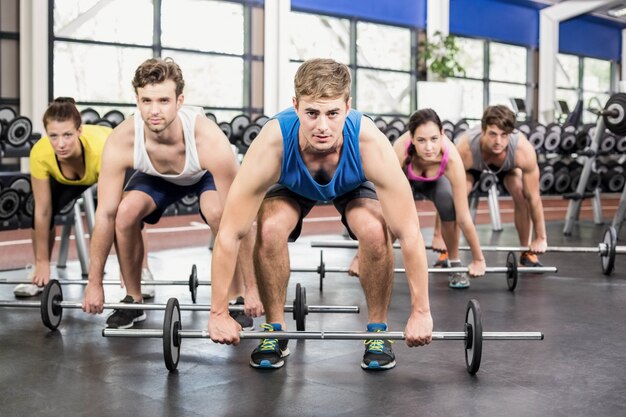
[87,125,133,285]
[516,136,547,249]
[30,177,54,284]
[209,120,283,315]
[360,117,431,345]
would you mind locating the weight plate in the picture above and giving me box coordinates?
[80,108,100,125]
[6,117,33,146]
[384,126,401,143]
[242,123,261,147]
[543,131,560,152]
[293,283,306,331]
[253,115,269,127]
[601,226,617,275]
[527,131,545,151]
[41,280,63,331]
[163,298,181,371]
[506,251,518,291]
[0,188,21,220]
[180,193,198,207]
[188,264,198,304]
[102,110,125,127]
[465,299,483,375]
[10,177,31,195]
[374,118,387,131]
[58,199,76,216]
[318,250,325,292]
[390,119,405,132]
[204,112,217,123]
[604,94,626,136]
[230,115,251,140]
[0,106,16,123]
[24,192,34,217]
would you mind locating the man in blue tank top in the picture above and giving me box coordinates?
[209,58,433,371]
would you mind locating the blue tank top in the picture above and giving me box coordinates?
[275,107,366,201]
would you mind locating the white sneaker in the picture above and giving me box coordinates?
[141,268,156,299]
[14,265,44,297]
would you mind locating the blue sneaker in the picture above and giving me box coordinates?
[361,323,396,370]
[448,260,470,289]
[250,323,290,369]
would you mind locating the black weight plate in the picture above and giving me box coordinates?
[242,123,261,147]
[205,112,217,123]
[506,251,518,291]
[527,131,545,151]
[10,177,31,195]
[601,226,617,275]
[230,114,251,140]
[0,106,16,123]
[58,199,76,216]
[41,280,63,331]
[465,299,483,375]
[374,118,388,131]
[604,93,626,136]
[0,189,20,220]
[188,264,198,304]
[23,192,34,217]
[293,283,306,331]
[80,108,100,125]
[318,250,325,292]
[384,126,402,142]
[95,119,114,129]
[163,298,181,371]
[543,131,560,152]
[102,110,125,127]
[6,117,33,146]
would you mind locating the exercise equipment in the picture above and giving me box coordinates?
[103,298,543,374]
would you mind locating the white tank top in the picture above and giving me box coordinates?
[133,106,206,186]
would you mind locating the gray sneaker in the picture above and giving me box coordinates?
[448,260,469,289]
[141,268,156,299]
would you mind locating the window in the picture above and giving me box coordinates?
[289,9,415,117]
[1,0,19,108]
[51,0,253,120]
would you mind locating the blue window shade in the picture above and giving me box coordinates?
[560,16,621,61]
[450,0,539,47]
[291,0,426,28]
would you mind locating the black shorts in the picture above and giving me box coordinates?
[32,179,90,230]
[264,181,378,241]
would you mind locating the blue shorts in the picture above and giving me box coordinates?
[125,171,216,224]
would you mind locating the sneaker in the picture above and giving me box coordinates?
[105,295,147,329]
[229,296,254,330]
[448,260,470,289]
[14,266,43,297]
[141,268,155,299]
[250,323,290,369]
[361,323,396,370]
[520,252,543,267]
[433,251,450,268]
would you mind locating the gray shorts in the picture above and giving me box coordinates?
[264,181,378,241]
[411,176,456,222]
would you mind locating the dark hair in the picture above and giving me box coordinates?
[481,105,515,134]
[132,57,185,97]
[404,108,443,167]
[42,97,81,130]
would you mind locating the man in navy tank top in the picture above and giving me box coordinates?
[209,58,433,370]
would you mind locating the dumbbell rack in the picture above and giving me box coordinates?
[56,186,96,276]
[562,117,605,235]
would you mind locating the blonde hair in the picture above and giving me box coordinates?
[294,58,351,103]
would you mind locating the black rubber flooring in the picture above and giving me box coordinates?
[1,221,625,417]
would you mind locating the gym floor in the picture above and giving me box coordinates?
[1,199,625,417]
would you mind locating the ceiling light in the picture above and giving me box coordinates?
[608,5,626,18]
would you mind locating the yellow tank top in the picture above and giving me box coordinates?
[29,124,111,185]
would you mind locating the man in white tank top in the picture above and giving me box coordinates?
[436,105,547,267]
[81,58,262,329]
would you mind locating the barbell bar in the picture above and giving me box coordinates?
[294,250,556,292]
[0,281,358,331]
[102,297,544,374]
[311,225,617,275]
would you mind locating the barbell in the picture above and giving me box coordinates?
[1,264,204,303]
[295,250,556,291]
[312,226,618,275]
[0,280,358,331]
[103,297,544,374]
